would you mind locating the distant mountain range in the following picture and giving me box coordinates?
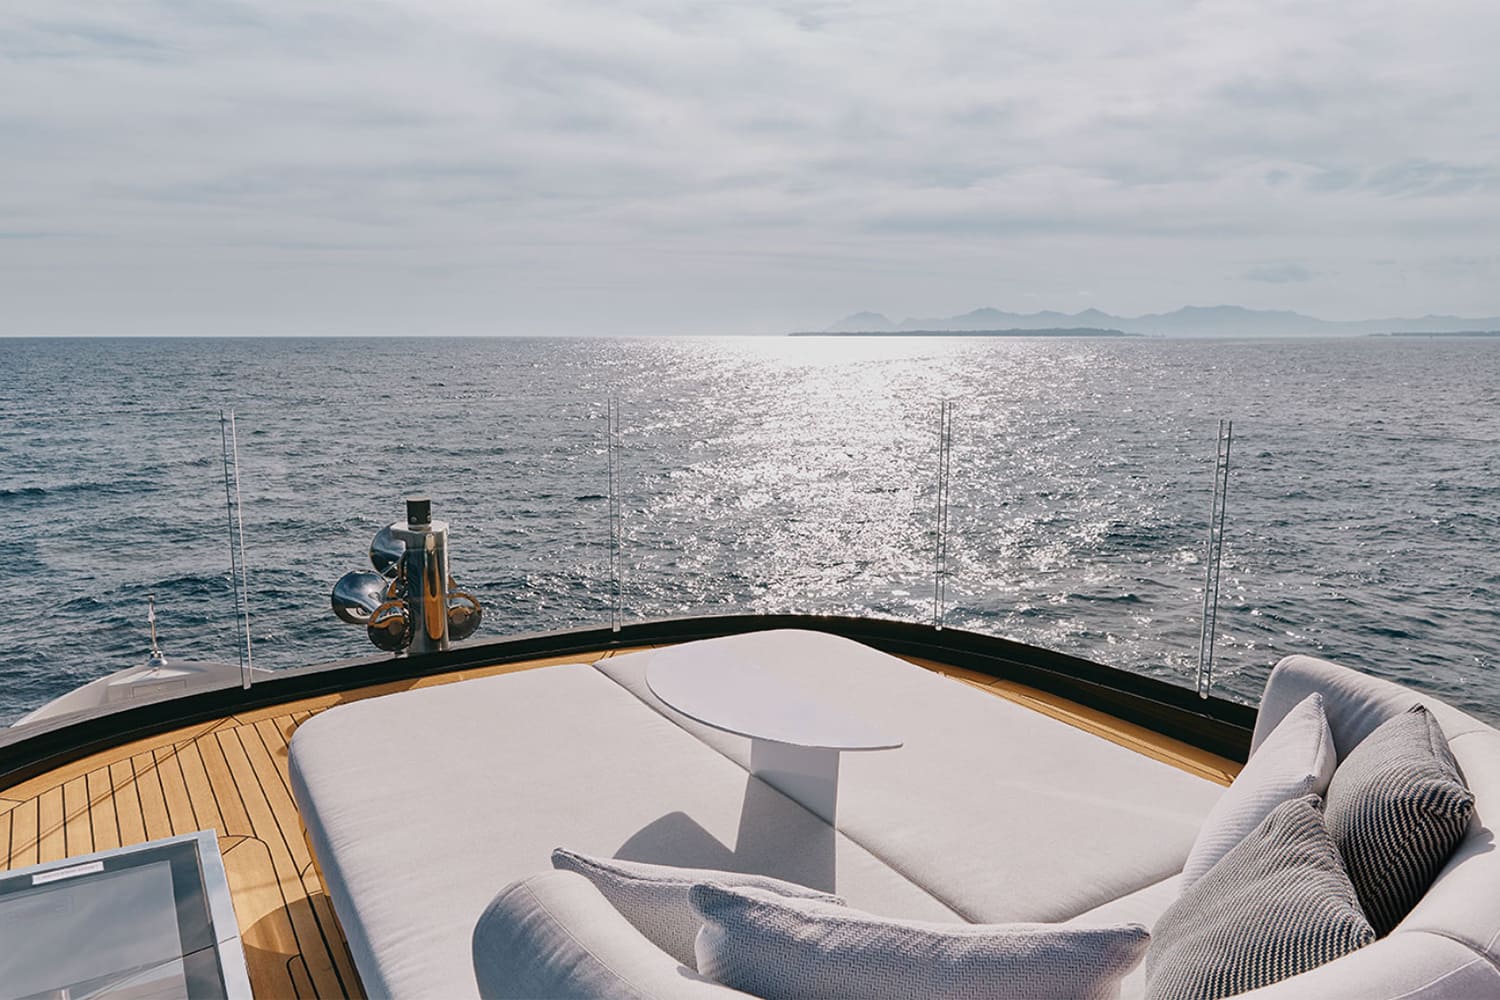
[823,306,1500,338]
[793,327,1135,338]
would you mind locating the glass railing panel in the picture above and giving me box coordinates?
[944,393,1219,693]
[1221,417,1500,724]
[614,386,934,624]
[0,395,614,727]
[8,335,1496,731]
[1195,338,1500,718]
[235,393,611,668]
[0,405,249,728]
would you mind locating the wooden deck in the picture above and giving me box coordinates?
[909,657,1243,786]
[0,648,1240,999]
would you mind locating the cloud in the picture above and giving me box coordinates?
[1417,256,1495,278]
[1244,263,1316,284]
[1,0,1499,334]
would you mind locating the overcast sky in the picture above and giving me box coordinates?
[3,0,1498,335]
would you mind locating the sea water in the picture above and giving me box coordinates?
[1,335,1496,724]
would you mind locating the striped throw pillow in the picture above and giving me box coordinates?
[1145,795,1374,1000]
[1323,704,1474,936]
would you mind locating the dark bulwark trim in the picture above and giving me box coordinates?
[0,615,1256,789]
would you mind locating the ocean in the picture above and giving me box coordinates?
[2,335,1497,725]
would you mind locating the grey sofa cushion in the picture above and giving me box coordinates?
[1213,931,1500,999]
[1182,693,1336,888]
[472,870,754,999]
[551,848,842,970]
[1397,729,1500,969]
[1211,654,1500,998]
[1145,795,1375,1000]
[1249,654,1500,987]
[691,883,1149,1000]
[1324,705,1475,936]
[1249,656,1489,761]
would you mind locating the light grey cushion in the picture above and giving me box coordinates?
[472,869,753,999]
[1145,795,1375,1000]
[1066,876,1182,1000]
[1325,705,1474,936]
[290,663,960,999]
[551,848,843,969]
[600,630,1224,923]
[1181,693,1336,888]
[691,883,1150,1000]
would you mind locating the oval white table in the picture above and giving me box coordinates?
[645,639,903,824]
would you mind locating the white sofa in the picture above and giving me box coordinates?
[1215,655,1500,998]
[288,631,1500,999]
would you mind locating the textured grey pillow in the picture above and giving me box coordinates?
[473,870,755,999]
[551,848,843,970]
[691,883,1149,1000]
[1182,693,1336,888]
[1145,795,1375,1000]
[1324,704,1475,936]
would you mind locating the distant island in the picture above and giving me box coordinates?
[818,305,1500,339]
[791,327,1136,338]
[1373,330,1500,338]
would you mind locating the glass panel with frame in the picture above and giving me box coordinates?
[0,830,251,1000]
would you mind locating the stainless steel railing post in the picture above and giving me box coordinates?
[1196,419,1233,699]
[932,400,953,629]
[607,396,623,633]
[219,409,254,689]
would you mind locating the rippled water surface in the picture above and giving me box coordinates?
[1,335,1497,724]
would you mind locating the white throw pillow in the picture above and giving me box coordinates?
[1180,692,1336,888]
[691,883,1149,1000]
[551,848,843,969]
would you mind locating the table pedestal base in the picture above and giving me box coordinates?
[750,739,841,824]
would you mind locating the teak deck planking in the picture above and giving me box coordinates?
[0,647,1242,999]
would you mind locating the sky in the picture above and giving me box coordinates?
[3,0,1499,336]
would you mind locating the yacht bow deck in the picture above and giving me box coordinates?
[0,647,1240,1000]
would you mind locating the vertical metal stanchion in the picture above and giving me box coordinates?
[607,396,623,633]
[1196,419,1233,699]
[219,409,254,689]
[932,400,953,629]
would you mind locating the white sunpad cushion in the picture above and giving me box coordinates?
[601,631,1224,924]
[551,848,844,970]
[1181,692,1336,888]
[690,884,1149,1000]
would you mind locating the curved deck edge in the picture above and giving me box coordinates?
[0,615,1257,789]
